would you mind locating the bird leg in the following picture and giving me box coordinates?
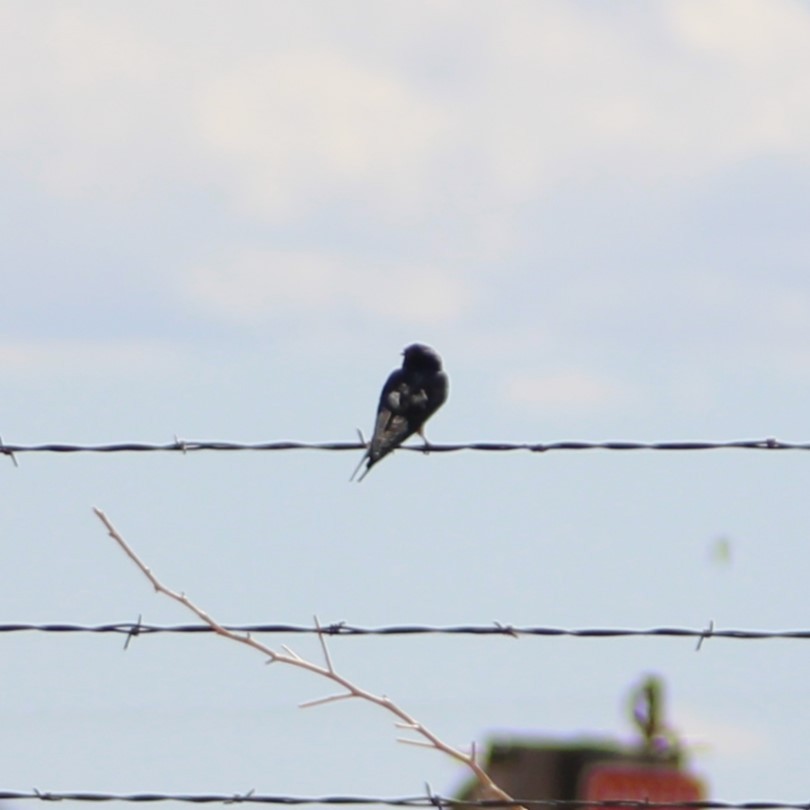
[417,427,431,455]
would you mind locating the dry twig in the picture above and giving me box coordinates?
[93,507,517,805]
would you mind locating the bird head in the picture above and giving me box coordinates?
[402,343,443,373]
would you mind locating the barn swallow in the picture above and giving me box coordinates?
[351,343,449,481]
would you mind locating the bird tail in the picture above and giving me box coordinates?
[349,428,371,482]
[349,451,369,482]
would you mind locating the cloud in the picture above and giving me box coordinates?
[196,48,449,221]
[667,0,810,63]
[3,2,810,219]
[0,8,187,201]
[0,339,183,376]
[504,371,634,411]
[184,248,473,326]
[475,1,810,199]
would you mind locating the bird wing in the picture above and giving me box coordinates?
[421,370,449,422]
[368,371,422,463]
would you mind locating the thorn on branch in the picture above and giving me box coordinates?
[299,692,354,709]
[397,737,435,748]
[314,615,335,673]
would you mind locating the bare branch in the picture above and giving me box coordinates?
[93,507,520,806]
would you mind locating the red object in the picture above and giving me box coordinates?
[581,763,705,807]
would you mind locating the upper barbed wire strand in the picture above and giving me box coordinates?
[0,437,807,454]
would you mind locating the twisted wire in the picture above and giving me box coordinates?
[0,437,808,456]
[4,794,810,808]
[0,622,806,640]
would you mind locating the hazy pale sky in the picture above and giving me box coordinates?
[2,1,810,805]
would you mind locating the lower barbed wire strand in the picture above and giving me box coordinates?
[3,794,810,809]
[1,622,809,639]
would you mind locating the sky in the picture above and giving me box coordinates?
[2,0,810,804]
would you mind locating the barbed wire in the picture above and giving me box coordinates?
[0,621,806,642]
[0,437,808,459]
[4,794,810,809]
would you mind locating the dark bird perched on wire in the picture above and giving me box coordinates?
[351,343,449,481]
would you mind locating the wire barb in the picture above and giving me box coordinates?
[0,435,19,467]
[493,622,519,638]
[696,619,715,651]
[424,784,446,809]
[225,790,256,805]
[123,613,143,651]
